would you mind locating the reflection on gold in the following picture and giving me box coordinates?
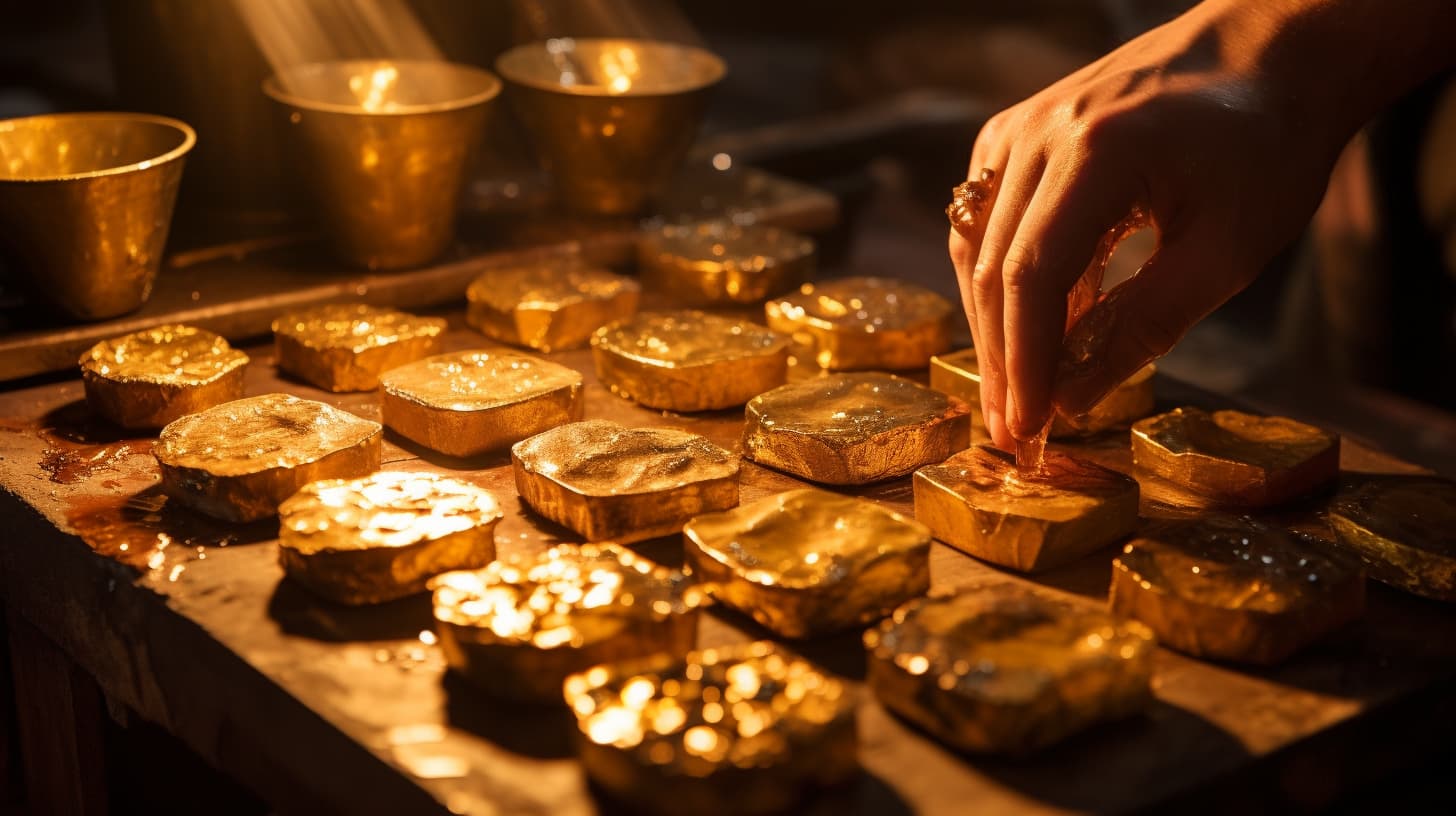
[272,303,446,392]
[466,261,640,353]
[80,324,248,429]
[765,277,953,371]
[1327,475,1456,601]
[638,221,815,305]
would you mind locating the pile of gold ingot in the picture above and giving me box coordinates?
[764,276,953,371]
[1326,474,1456,601]
[80,324,249,429]
[637,221,815,305]
[272,304,447,392]
[466,260,640,352]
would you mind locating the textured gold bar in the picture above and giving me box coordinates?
[154,393,382,522]
[1110,516,1365,664]
[563,641,857,816]
[466,260,640,352]
[637,221,815,305]
[1132,407,1339,507]
[432,543,704,703]
[278,471,502,605]
[913,446,1139,572]
[1327,475,1456,601]
[272,303,447,392]
[683,489,930,637]
[864,587,1155,755]
[381,350,583,458]
[591,310,788,412]
[80,324,249,429]
[512,420,740,543]
[764,276,953,371]
[927,348,986,445]
[742,372,970,485]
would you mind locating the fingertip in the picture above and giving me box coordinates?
[983,404,1016,452]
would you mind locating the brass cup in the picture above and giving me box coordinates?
[263,60,501,270]
[0,112,193,320]
[495,38,726,216]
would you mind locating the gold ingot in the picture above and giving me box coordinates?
[913,446,1140,573]
[592,311,789,412]
[512,420,740,543]
[154,394,382,522]
[0,112,193,320]
[278,471,502,605]
[80,325,248,429]
[495,38,726,215]
[465,260,641,353]
[764,276,953,371]
[272,304,446,393]
[563,641,858,816]
[637,221,815,305]
[431,543,704,703]
[263,60,500,269]
[864,587,1155,755]
[1132,407,1340,507]
[742,373,970,486]
[1110,517,1365,664]
[1327,475,1456,601]
[380,350,583,458]
[683,489,931,638]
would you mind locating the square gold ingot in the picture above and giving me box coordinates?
[864,588,1155,755]
[466,260,640,352]
[272,303,447,392]
[913,446,1140,572]
[278,471,502,605]
[80,324,249,430]
[742,372,970,486]
[1110,517,1365,664]
[1327,475,1456,601]
[683,489,931,638]
[431,543,704,703]
[1131,407,1339,507]
[154,394,382,522]
[512,420,740,543]
[591,310,788,412]
[381,350,583,457]
[764,276,953,371]
[563,641,858,816]
[637,221,815,305]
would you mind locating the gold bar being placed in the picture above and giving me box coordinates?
[637,221,814,305]
[1327,474,1456,601]
[272,303,447,392]
[80,324,248,429]
[466,260,640,352]
[764,276,953,371]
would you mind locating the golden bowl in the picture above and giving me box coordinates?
[264,60,501,270]
[0,112,194,320]
[495,38,725,216]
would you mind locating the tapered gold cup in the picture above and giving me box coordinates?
[495,38,725,215]
[0,112,193,320]
[264,60,500,270]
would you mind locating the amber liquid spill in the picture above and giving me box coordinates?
[66,488,274,574]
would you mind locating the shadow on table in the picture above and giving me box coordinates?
[266,579,434,643]
[584,766,913,816]
[704,604,869,681]
[442,671,575,759]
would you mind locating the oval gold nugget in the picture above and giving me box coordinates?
[637,220,815,305]
[864,587,1155,755]
[278,471,502,605]
[80,324,249,429]
[431,543,704,703]
[512,420,740,543]
[381,350,583,458]
[272,303,447,392]
[764,276,952,371]
[154,393,382,522]
[683,488,931,638]
[592,310,788,412]
[465,260,640,352]
[1327,474,1456,601]
[562,641,857,816]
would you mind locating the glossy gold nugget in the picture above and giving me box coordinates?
[638,221,815,305]
[743,372,970,485]
[592,310,788,412]
[432,543,704,702]
[278,471,502,605]
[1111,517,1365,664]
[765,276,953,370]
[564,641,857,816]
[272,304,446,392]
[1132,407,1339,507]
[865,588,1155,755]
[80,324,249,429]
[381,350,583,457]
[684,489,931,637]
[154,394,382,522]
[914,446,1140,572]
[466,261,640,352]
[512,420,740,543]
[1327,475,1456,601]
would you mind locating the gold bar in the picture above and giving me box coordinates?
[278,471,502,605]
[683,488,931,637]
[381,350,583,458]
[512,420,740,543]
[1327,475,1456,601]
[80,324,248,429]
[764,276,953,371]
[466,260,640,352]
[272,303,447,392]
[637,221,815,305]
[591,310,788,412]
[154,393,382,522]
